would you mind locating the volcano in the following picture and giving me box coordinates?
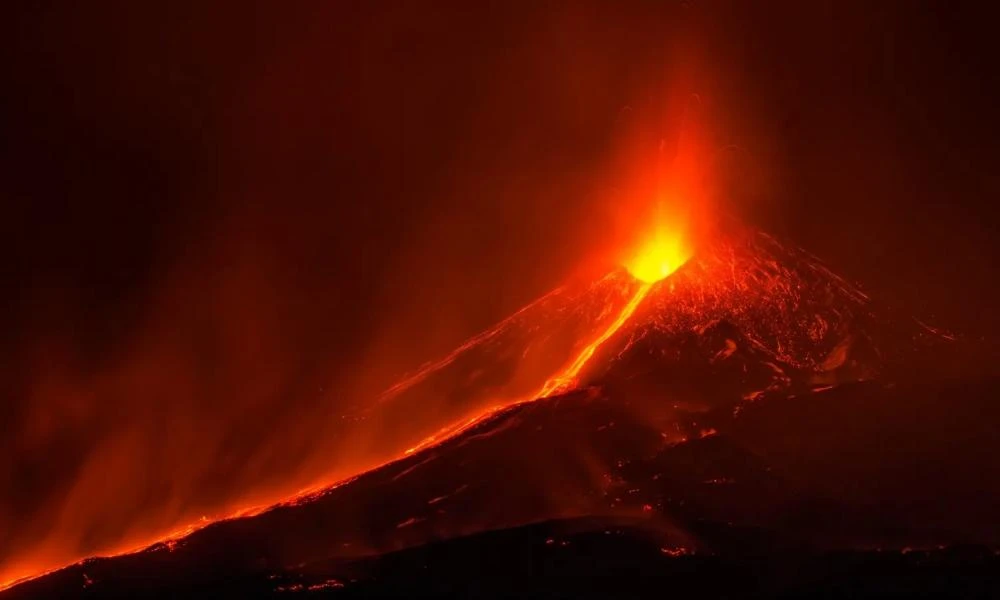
[5,226,998,599]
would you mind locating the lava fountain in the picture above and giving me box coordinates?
[624,205,693,284]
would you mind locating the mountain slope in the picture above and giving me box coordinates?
[3,227,980,598]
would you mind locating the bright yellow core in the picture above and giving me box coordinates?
[624,224,692,283]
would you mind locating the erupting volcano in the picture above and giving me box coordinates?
[0,10,1000,599]
[8,79,1000,592]
[7,72,1000,593]
[4,6,998,595]
[6,197,996,598]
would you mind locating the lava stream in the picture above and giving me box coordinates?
[537,281,653,397]
[1,212,692,593]
[401,278,656,458]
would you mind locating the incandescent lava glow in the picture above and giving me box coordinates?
[623,216,692,283]
[536,206,693,397]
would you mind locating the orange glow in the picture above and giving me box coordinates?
[0,468,369,592]
[403,405,509,456]
[537,281,653,398]
[1,227,696,595]
[623,204,693,283]
[2,87,713,596]
[536,208,692,398]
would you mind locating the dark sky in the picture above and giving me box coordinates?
[3,1,996,362]
[0,0,997,584]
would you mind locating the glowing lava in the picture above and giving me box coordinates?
[537,282,653,397]
[0,207,695,595]
[538,215,691,397]
[624,216,692,284]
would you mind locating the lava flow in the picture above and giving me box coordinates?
[537,282,654,397]
[538,216,692,397]
[395,210,693,456]
[2,214,965,597]
[2,217,968,598]
[0,206,694,594]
